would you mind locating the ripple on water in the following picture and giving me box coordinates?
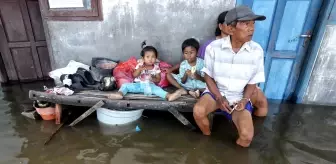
[76,149,109,163]
[324,118,336,126]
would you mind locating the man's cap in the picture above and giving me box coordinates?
[217,11,228,24]
[225,6,266,25]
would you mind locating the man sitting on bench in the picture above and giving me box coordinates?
[193,6,268,147]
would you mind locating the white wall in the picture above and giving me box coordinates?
[46,0,235,69]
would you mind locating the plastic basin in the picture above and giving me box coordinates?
[98,121,138,136]
[35,107,56,120]
[97,108,144,125]
[33,100,55,121]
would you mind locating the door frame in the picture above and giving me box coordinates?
[0,52,8,83]
[293,0,336,103]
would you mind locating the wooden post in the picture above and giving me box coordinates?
[44,121,65,145]
[55,104,62,124]
[44,112,71,145]
[69,100,105,126]
[168,107,195,130]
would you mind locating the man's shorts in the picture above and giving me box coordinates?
[201,91,254,120]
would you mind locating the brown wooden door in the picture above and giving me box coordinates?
[0,0,51,83]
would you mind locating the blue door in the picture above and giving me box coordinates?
[237,0,323,100]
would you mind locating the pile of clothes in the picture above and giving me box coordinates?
[49,57,119,93]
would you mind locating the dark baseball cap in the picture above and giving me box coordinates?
[225,6,266,25]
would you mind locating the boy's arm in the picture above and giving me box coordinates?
[181,71,188,84]
[167,63,180,73]
[194,58,206,82]
[179,62,188,84]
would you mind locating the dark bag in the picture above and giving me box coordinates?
[98,76,117,91]
[91,57,119,82]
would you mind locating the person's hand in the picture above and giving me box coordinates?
[216,96,232,113]
[150,74,157,82]
[139,65,148,71]
[185,70,194,78]
[235,98,248,112]
[137,59,144,64]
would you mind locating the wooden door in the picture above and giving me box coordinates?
[238,0,322,100]
[0,0,51,83]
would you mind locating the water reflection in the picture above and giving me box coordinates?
[0,82,335,164]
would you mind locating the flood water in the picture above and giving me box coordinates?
[0,81,335,164]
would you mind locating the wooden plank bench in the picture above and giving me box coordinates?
[29,90,197,112]
[28,89,199,129]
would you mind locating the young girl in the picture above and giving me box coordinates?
[167,38,206,98]
[109,41,182,101]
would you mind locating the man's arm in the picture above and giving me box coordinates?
[243,84,256,99]
[237,49,265,110]
[202,46,231,112]
[245,49,265,99]
[204,74,221,99]
[193,72,205,82]
[204,74,232,112]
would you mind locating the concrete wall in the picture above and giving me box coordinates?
[46,0,235,69]
[304,25,336,105]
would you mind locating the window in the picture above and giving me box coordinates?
[39,0,103,21]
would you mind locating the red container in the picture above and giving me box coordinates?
[33,101,55,120]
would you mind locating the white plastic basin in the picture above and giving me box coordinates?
[98,121,138,136]
[96,108,144,125]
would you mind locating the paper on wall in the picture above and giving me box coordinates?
[49,0,84,8]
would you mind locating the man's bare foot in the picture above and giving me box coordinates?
[166,91,181,101]
[189,90,200,98]
[176,88,188,95]
[108,92,123,100]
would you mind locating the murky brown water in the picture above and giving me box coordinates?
[0,81,336,164]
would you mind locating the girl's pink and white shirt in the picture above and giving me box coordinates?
[134,62,161,82]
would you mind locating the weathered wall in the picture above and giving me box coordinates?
[46,0,235,69]
[304,25,336,105]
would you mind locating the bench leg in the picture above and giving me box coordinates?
[168,108,196,130]
[69,100,105,126]
[55,104,62,124]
